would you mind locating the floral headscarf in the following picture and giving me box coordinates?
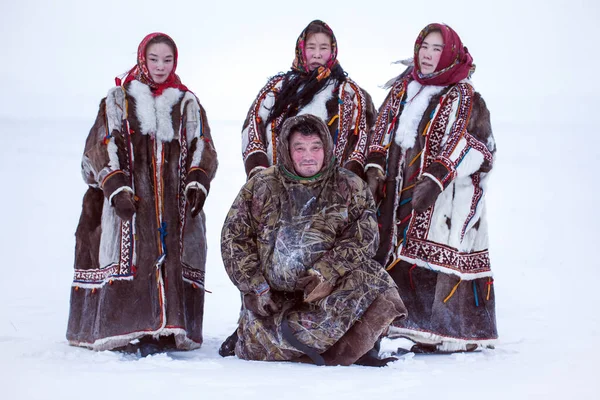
[412,23,475,86]
[121,32,188,95]
[291,20,339,82]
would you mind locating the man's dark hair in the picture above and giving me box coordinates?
[289,120,320,137]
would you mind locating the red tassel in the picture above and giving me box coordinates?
[408,264,417,290]
[115,77,122,86]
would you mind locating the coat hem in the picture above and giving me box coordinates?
[68,327,202,352]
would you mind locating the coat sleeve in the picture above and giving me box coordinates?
[311,178,379,284]
[421,84,495,192]
[81,87,132,204]
[221,181,270,295]
[365,79,405,173]
[182,93,218,198]
[240,76,283,179]
[339,80,375,178]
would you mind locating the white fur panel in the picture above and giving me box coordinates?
[105,87,125,134]
[455,149,484,178]
[181,93,200,147]
[128,81,155,137]
[127,80,183,142]
[155,88,183,142]
[297,81,335,122]
[395,81,445,149]
[106,140,119,171]
[99,198,121,268]
[177,94,206,168]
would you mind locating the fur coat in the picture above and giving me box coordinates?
[366,76,497,351]
[241,76,375,180]
[223,114,406,363]
[66,80,218,351]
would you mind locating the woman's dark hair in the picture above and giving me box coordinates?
[266,27,346,125]
[145,35,177,56]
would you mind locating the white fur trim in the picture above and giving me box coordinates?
[184,181,208,197]
[108,186,134,205]
[422,172,444,192]
[387,326,497,351]
[395,81,445,149]
[128,81,155,136]
[364,163,385,173]
[71,275,133,290]
[69,327,201,352]
[155,88,183,142]
[127,81,183,142]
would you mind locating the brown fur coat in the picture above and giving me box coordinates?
[67,80,218,351]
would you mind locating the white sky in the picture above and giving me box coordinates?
[1,0,598,126]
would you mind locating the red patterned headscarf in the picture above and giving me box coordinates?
[291,20,339,82]
[120,32,188,95]
[411,23,475,86]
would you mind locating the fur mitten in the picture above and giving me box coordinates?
[411,176,442,212]
[112,191,136,220]
[186,187,206,218]
[296,271,334,303]
[243,290,281,317]
[366,168,385,205]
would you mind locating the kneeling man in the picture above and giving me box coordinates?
[221,114,407,366]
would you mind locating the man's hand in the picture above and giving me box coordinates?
[296,272,334,303]
[112,191,136,220]
[411,176,442,213]
[366,168,385,205]
[243,290,281,317]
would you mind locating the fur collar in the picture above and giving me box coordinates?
[394,80,445,149]
[127,80,184,142]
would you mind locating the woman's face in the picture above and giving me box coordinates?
[304,33,332,71]
[418,31,444,75]
[146,43,175,84]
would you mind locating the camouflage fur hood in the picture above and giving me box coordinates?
[276,114,335,183]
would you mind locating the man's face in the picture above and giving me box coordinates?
[289,131,325,177]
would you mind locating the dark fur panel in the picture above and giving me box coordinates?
[325,88,339,140]
[74,187,104,270]
[467,92,493,153]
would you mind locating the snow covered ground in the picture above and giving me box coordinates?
[0,114,598,399]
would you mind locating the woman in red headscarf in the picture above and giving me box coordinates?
[67,33,218,356]
[365,23,498,353]
[241,20,376,181]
